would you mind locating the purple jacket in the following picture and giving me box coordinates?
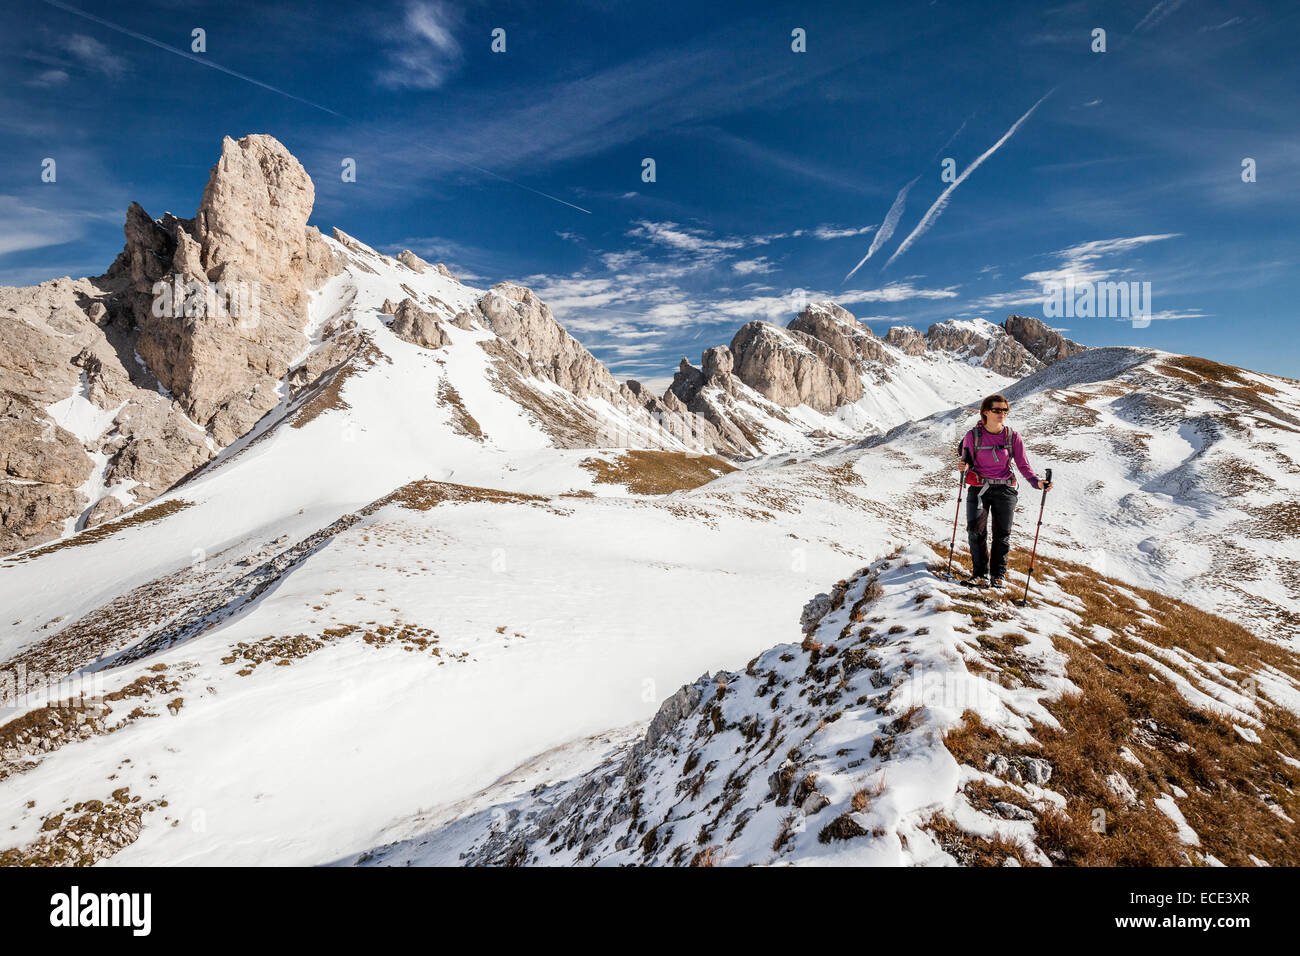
[960,424,1043,490]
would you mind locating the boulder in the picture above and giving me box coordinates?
[396,250,428,273]
[389,298,450,350]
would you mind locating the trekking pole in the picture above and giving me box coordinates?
[1019,468,1052,606]
[944,456,968,578]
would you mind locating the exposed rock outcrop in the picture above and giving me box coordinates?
[1003,315,1086,365]
[387,298,450,350]
[728,320,864,413]
[0,133,347,555]
[924,319,1040,379]
[883,325,927,356]
[108,133,342,445]
[473,283,620,397]
[787,301,893,368]
[651,303,1090,456]
[0,388,94,550]
[396,250,427,274]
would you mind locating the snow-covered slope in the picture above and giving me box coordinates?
[345,543,1300,867]
[852,347,1300,645]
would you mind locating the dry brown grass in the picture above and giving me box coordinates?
[1232,500,1300,541]
[689,845,721,867]
[5,499,193,563]
[580,450,737,495]
[221,621,461,677]
[437,380,484,441]
[292,337,388,430]
[1,671,185,783]
[1158,355,1299,425]
[365,479,548,512]
[920,812,1031,866]
[478,341,605,446]
[1162,355,1283,393]
[0,786,162,866]
[942,547,1300,866]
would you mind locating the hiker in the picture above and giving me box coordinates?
[957,394,1052,587]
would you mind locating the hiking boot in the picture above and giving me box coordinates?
[989,575,1005,588]
[963,575,989,588]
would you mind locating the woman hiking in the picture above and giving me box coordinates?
[957,393,1052,588]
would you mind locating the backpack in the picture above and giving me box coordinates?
[958,423,1017,487]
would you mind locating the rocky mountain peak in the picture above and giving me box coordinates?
[0,133,348,555]
[111,133,341,444]
[1003,314,1086,365]
[924,318,1041,378]
[473,282,620,398]
[883,325,927,355]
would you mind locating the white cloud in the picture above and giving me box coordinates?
[628,220,745,257]
[966,233,1182,314]
[1199,17,1244,32]
[811,224,875,240]
[1122,309,1208,321]
[841,282,959,303]
[0,195,84,256]
[732,257,776,275]
[376,1,463,90]
[1136,0,1189,33]
[26,68,69,87]
[62,35,127,78]
[1021,234,1181,288]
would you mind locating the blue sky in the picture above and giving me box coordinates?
[3,0,1298,390]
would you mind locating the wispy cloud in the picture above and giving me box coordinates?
[1126,309,1208,321]
[965,233,1181,315]
[62,33,127,78]
[1198,17,1244,33]
[733,257,776,275]
[629,220,745,257]
[37,0,340,115]
[376,1,463,90]
[844,282,959,303]
[0,194,98,256]
[1021,234,1181,288]
[811,224,875,241]
[885,92,1052,268]
[844,177,918,281]
[25,68,69,88]
[1136,0,1189,33]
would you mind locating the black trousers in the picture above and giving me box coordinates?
[967,483,1018,578]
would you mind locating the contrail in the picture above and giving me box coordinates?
[932,115,972,160]
[38,0,591,214]
[412,144,591,214]
[39,0,341,116]
[884,90,1053,268]
[844,176,917,282]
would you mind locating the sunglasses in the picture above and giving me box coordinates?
[988,407,1010,414]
